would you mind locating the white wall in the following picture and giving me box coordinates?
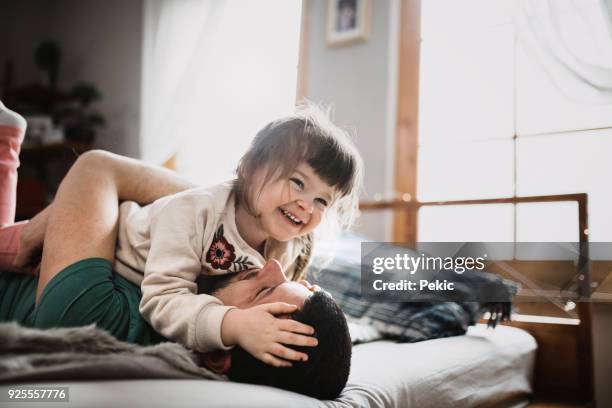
[0,0,143,157]
[305,0,398,241]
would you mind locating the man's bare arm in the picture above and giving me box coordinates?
[34,150,196,301]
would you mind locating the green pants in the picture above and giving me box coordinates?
[0,258,166,345]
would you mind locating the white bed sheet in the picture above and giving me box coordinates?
[330,324,537,408]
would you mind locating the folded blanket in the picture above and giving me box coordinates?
[0,322,223,383]
[308,235,519,343]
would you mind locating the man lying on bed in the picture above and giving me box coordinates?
[0,150,351,400]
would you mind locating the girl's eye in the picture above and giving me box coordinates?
[290,177,304,190]
[315,198,328,207]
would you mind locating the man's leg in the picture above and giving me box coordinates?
[36,150,196,302]
[16,152,195,273]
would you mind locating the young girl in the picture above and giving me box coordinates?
[114,103,362,366]
[2,103,363,368]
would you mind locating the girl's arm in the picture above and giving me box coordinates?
[139,192,235,352]
[17,150,196,277]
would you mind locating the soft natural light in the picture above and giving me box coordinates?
[177,0,302,186]
[516,0,612,134]
[141,0,302,187]
[418,204,515,242]
[417,140,514,202]
[418,0,612,242]
[418,0,516,208]
[516,202,579,242]
[516,129,612,243]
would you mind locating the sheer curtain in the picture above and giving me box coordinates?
[140,0,302,186]
[140,0,226,166]
[518,0,612,104]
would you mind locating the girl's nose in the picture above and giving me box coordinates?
[297,198,314,214]
[260,258,288,284]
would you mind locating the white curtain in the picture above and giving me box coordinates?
[140,0,303,186]
[140,0,226,165]
[518,0,612,104]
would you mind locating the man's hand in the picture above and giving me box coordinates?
[220,302,317,368]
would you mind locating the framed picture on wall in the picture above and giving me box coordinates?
[326,0,371,47]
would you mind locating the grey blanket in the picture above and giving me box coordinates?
[308,235,519,343]
[0,323,223,384]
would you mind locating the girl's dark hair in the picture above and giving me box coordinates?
[233,102,363,231]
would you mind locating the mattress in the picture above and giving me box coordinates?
[330,324,536,408]
[0,325,536,408]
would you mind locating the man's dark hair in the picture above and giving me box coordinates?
[201,272,236,295]
[227,291,352,400]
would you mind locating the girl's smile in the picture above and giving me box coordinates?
[235,163,335,250]
[280,207,305,224]
[279,207,304,227]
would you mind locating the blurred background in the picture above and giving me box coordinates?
[1,0,611,405]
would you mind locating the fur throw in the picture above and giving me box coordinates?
[0,323,223,383]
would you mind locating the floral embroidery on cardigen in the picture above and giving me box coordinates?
[206,225,254,272]
[231,256,255,272]
[206,225,236,270]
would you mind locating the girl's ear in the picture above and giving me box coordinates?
[202,350,232,374]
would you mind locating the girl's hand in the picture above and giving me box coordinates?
[220,302,318,368]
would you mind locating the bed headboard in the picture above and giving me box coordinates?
[359,193,594,405]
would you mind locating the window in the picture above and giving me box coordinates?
[417,0,612,242]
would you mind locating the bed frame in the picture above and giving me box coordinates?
[360,193,595,407]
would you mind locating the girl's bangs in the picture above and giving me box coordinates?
[306,141,357,198]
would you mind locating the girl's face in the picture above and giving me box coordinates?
[253,162,335,242]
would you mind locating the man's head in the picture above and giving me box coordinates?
[203,260,352,400]
[228,291,351,399]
